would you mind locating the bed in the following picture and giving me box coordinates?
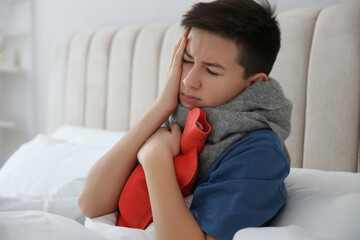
[0,3,359,240]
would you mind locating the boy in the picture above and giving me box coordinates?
[79,0,292,239]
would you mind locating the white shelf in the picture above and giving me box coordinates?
[11,0,27,4]
[4,32,28,38]
[0,65,24,73]
[0,121,16,129]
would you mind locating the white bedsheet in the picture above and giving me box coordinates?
[0,211,103,240]
[0,186,352,240]
[0,210,321,240]
[0,125,359,240]
[83,201,324,240]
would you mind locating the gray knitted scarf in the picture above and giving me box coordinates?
[162,77,292,180]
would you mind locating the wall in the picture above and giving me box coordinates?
[1,0,344,166]
[0,0,34,166]
[32,0,211,136]
[32,0,343,135]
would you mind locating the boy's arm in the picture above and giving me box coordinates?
[78,27,190,218]
[138,126,216,240]
[78,101,172,218]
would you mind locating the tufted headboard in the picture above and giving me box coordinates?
[47,4,360,173]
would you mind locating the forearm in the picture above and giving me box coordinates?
[142,153,206,240]
[79,100,173,218]
[79,26,189,218]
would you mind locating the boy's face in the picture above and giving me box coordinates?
[179,28,253,108]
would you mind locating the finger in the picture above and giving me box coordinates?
[169,36,183,66]
[170,123,181,136]
[170,123,182,145]
[182,26,191,39]
[178,27,190,56]
[169,27,190,67]
[169,29,186,67]
[172,38,187,70]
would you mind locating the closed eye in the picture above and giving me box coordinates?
[207,69,219,76]
[183,58,219,76]
[182,58,193,64]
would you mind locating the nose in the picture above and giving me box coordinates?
[182,67,201,89]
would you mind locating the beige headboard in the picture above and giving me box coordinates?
[48,4,360,173]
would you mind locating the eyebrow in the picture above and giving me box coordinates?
[184,49,226,71]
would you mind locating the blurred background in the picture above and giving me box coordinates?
[0,0,346,166]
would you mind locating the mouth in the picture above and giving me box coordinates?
[180,93,200,103]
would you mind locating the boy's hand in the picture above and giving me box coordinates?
[137,123,182,168]
[156,27,191,114]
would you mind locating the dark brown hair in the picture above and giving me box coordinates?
[181,0,280,78]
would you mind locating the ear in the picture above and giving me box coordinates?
[250,73,268,84]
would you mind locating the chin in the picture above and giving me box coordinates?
[179,101,191,109]
[179,100,197,109]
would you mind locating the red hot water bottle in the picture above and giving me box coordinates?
[116,107,211,229]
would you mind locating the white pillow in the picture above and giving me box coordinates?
[0,134,110,196]
[270,168,360,240]
[284,168,360,193]
[51,124,126,148]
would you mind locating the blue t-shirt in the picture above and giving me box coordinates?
[190,129,290,240]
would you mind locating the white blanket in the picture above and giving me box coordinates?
[0,188,348,240]
[0,126,359,240]
[0,188,326,240]
[0,209,320,240]
[0,211,103,240]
